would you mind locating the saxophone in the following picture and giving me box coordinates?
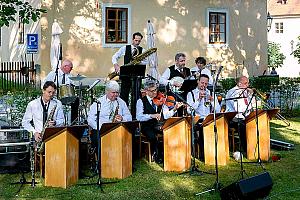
[111,101,119,122]
[37,104,57,153]
[107,47,157,80]
[125,47,157,66]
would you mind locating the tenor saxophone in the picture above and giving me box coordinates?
[37,104,57,153]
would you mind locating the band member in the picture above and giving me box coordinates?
[225,76,254,153]
[22,81,65,142]
[136,80,183,163]
[190,57,213,86]
[112,32,147,107]
[44,59,78,123]
[160,53,191,116]
[44,59,74,85]
[159,52,191,86]
[87,80,132,149]
[186,74,220,160]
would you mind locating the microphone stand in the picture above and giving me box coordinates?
[54,43,62,96]
[78,101,116,191]
[242,90,265,170]
[196,67,223,196]
[174,95,213,176]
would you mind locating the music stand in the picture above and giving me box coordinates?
[180,79,198,94]
[120,65,146,119]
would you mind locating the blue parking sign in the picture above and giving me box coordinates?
[27,34,38,54]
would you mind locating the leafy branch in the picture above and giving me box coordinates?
[0,0,47,27]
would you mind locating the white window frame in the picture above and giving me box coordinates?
[101,3,132,48]
[206,8,229,48]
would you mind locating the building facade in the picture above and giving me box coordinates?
[1,0,268,80]
[268,0,300,77]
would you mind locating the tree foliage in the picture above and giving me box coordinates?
[268,42,286,69]
[0,0,47,27]
[291,36,300,64]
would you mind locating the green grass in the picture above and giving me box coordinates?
[1,118,300,199]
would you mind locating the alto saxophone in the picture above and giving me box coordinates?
[37,104,57,153]
[111,101,119,122]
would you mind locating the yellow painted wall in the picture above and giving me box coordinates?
[41,0,267,79]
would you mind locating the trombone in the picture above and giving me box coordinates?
[254,89,290,126]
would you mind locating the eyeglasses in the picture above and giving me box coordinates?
[148,88,157,93]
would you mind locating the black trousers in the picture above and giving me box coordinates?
[120,76,142,119]
[141,124,162,157]
[229,120,247,153]
[194,119,204,160]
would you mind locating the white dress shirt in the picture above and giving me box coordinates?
[159,65,183,86]
[22,97,65,133]
[190,66,213,85]
[87,95,132,130]
[225,86,254,119]
[44,68,73,86]
[111,45,147,65]
[136,95,176,121]
[186,87,221,119]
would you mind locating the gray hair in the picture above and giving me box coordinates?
[175,52,186,61]
[144,80,157,89]
[105,80,120,92]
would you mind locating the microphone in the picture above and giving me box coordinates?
[59,43,62,61]
[217,66,223,76]
[215,66,223,83]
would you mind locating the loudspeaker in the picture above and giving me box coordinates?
[220,172,273,200]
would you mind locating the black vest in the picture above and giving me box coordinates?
[141,96,163,126]
[168,65,191,79]
[124,45,143,65]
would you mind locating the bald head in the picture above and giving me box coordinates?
[237,76,249,89]
[61,59,73,74]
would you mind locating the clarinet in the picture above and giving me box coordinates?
[30,133,36,187]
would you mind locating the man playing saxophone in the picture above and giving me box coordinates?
[87,81,132,149]
[112,32,148,106]
[22,81,65,142]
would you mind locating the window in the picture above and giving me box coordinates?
[102,3,131,48]
[106,7,128,43]
[275,22,283,33]
[209,12,226,44]
[18,17,24,44]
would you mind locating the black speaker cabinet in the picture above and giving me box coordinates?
[220,172,273,200]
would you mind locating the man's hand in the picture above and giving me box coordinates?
[115,114,123,122]
[34,132,41,142]
[151,113,161,121]
[48,120,56,127]
[114,64,120,73]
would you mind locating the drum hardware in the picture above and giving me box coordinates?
[59,84,76,105]
[71,79,88,125]
[69,74,86,81]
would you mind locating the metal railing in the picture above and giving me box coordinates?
[0,61,36,91]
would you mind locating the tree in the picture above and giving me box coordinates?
[268,42,286,69]
[0,0,46,27]
[291,36,300,64]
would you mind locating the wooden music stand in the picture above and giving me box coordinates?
[245,109,279,161]
[202,112,236,166]
[43,125,87,188]
[100,121,138,179]
[162,117,191,172]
